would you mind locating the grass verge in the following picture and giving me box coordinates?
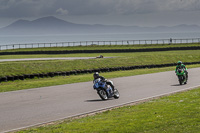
[0,50,200,77]
[17,84,200,133]
[1,64,200,93]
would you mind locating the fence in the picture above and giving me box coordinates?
[0,38,200,51]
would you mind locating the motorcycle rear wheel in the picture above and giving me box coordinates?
[98,90,108,100]
[184,79,187,84]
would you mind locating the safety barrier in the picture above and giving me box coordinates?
[0,38,200,51]
[0,46,200,55]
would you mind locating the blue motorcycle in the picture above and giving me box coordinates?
[93,78,120,100]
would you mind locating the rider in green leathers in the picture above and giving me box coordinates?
[175,61,188,79]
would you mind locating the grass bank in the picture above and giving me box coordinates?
[1,64,200,93]
[18,86,200,133]
[0,50,200,77]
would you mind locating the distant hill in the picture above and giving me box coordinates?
[0,16,199,35]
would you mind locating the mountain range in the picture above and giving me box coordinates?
[0,16,199,35]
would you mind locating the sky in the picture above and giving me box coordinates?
[0,0,200,28]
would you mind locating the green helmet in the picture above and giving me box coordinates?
[177,61,182,66]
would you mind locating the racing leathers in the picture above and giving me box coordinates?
[175,64,188,79]
[93,75,115,91]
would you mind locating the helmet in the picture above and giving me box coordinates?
[177,61,182,66]
[93,72,99,78]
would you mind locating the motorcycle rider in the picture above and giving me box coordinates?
[175,61,188,79]
[93,72,115,91]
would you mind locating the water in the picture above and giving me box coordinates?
[0,32,200,46]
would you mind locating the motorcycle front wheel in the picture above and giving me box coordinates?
[178,76,183,85]
[113,89,120,99]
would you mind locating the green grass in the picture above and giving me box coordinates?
[1,64,200,93]
[1,43,200,52]
[17,85,200,133]
[0,50,200,77]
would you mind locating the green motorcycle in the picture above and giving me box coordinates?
[176,68,187,85]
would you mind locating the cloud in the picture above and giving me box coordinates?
[155,0,200,12]
[52,0,200,15]
[0,0,200,18]
[0,0,55,18]
[109,0,200,15]
[56,8,69,15]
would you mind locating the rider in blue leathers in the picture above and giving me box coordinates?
[93,72,115,91]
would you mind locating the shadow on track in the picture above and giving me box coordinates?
[85,99,102,102]
[85,99,113,102]
[171,84,186,86]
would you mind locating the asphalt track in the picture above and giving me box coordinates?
[0,57,113,62]
[0,67,200,133]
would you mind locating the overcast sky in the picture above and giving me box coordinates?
[0,0,200,28]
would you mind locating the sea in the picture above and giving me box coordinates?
[0,32,200,46]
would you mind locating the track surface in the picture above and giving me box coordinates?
[0,67,200,132]
[0,57,114,62]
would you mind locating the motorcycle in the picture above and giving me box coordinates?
[176,68,187,85]
[93,78,120,100]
